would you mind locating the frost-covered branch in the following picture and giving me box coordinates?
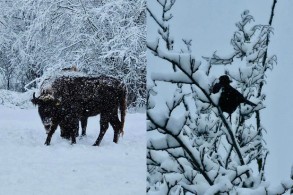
[147,1,291,194]
[148,42,250,167]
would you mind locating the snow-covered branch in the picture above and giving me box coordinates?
[147,1,292,194]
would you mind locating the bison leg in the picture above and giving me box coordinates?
[110,116,122,144]
[69,119,79,144]
[93,114,109,146]
[61,117,78,144]
[71,131,77,144]
[44,123,58,145]
[80,116,88,136]
[60,125,71,139]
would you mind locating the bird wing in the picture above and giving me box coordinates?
[229,86,257,106]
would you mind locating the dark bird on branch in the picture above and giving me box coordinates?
[212,75,257,121]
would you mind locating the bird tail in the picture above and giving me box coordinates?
[245,99,257,107]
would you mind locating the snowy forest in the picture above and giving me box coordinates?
[147,0,293,194]
[0,0,146,109]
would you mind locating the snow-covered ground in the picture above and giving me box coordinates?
[0,106,146,195]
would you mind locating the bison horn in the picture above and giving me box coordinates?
[32,92,39,105]
[55,98,61,106]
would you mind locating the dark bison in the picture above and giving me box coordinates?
[31,75,127,146]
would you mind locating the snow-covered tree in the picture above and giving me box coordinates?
[0,0,146,108]
[147,0,293,194]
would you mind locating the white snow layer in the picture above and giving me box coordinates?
[0,106,146,195]
[0,90,35,109]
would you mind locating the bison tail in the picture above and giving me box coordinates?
[119,88,127,136]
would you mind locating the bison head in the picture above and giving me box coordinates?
[32,92,61,133]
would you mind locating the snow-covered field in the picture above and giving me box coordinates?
[0,106,146,195]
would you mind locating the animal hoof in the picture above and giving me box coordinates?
[44,142,50,146]
[92,143,99,146]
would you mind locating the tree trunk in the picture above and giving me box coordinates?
[256,0,278,178]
